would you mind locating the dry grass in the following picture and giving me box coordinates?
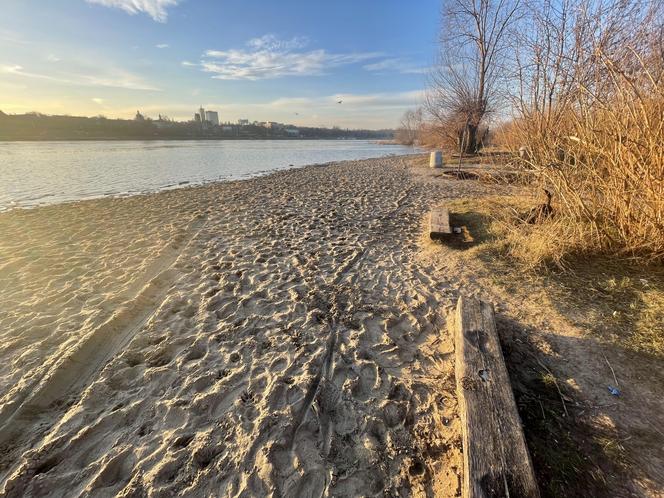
[426,194,657,496]
[507,87,664,263]
[442,195,664,358]
[411,151,532,187]
[495,2,664,265]
[497,314,631,498]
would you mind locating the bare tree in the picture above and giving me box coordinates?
[514,0,662,122]
[426,0,522,154]
[508,0,664,261]
[396,108,423,145]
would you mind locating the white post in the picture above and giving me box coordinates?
[429,150,443,168]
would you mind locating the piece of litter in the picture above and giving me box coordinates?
[453,227,462,234]
[607,386,620,396]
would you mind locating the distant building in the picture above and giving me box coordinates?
[264,121,284,129]
[134,110,145,121]
[205,110,219,126]
[194,113,201,122]
[199,106,206,122]
[285,128,300,136]
[238,119,249,126]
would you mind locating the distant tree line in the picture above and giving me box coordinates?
[0,112,394,141]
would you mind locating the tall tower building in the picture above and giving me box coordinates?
[205,111,219,126]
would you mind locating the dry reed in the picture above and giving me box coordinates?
[501,1,664,266]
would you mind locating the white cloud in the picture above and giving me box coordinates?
[246,34,309,51]
[85,0,181,22]
[2,65,24,74]
[156,43,169,49]
[1,64,159,91]
[92,97,105,104]
[0,29,29,45]
[195,35,382,80]
[364,58,428,74]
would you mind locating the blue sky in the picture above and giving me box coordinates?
[0,0,440,128]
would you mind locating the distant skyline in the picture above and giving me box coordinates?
[0,0,439,129]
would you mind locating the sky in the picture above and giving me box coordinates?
[0,0,441,129]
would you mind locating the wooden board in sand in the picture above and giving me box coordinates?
[454,296,540,498]
[429,208,451,238]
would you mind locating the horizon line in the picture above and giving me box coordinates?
[0,109,397,131]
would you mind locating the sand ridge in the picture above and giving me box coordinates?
[0,156,514,497]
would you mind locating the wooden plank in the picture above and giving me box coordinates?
[454,296,540,498]
[429,208,452,238]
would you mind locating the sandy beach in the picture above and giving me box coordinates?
[0,155,518,497]
[3,153,662,497]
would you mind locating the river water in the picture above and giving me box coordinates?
[0,140,418,210]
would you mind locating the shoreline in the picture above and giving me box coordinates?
[0,152,423,214]
[0,137,395,143]
[2,153,661,495]
[0,137,387,142]
[0,154,473,496]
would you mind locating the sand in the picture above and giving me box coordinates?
[0,156,516,497]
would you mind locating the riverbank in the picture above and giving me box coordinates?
[0,137,389,142]
[0,113,391,142]
[1,155,514,497]
[1,154,661,496]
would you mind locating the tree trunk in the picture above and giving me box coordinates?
[462,123,479,154]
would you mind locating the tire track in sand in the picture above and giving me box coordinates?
[0,214,208,450]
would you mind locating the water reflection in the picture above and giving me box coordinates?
[0,140,417,211]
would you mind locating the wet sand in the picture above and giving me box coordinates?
[0,155,512,497]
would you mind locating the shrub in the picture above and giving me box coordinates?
[504,0,664,264]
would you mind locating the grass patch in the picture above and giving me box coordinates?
[440,196,664,358]
[426,194,661,494]
[541,259,664,357]
[429,195,663,495]
[410,153,532,185]
[497,316,630,498]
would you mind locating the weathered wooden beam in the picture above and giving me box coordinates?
[454,296,540,498]
[429,208,452,238]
